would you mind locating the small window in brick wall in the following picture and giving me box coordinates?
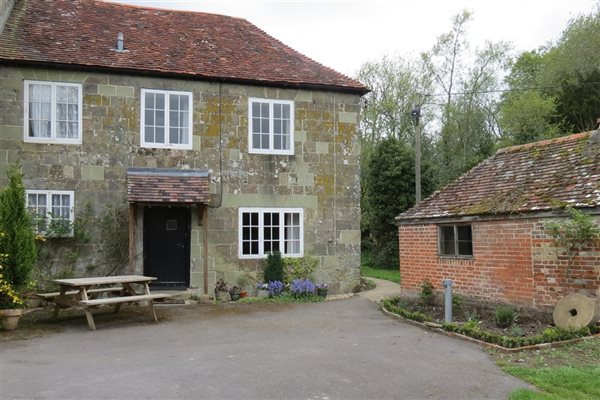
[438,225,473,257]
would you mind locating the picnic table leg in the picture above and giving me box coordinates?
[84,307,96,331]
[52,286,68,319]
[142,282,159,323]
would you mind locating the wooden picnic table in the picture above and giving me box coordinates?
[47,275,171,331]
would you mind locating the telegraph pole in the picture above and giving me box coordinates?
[411,105,422,203]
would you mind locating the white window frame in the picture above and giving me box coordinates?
[248,98,294,155]
[23,80,83,144]
[140,88,193,150]
[26,190,75,237]
[238,207,304,259]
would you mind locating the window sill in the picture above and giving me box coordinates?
[24,137,82,145]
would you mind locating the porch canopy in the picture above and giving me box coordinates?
[126,168,210,204]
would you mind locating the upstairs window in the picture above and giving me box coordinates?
[26,190,74,237]
[439,225,473,257]
[24,81,82,144]
[239,207,303,258]
[141,89,193,149]
[248,98,294,155]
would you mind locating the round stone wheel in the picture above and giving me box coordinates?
[552,293,599,330]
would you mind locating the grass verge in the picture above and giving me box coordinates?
[361,265,400,283]
[493,338,600,399]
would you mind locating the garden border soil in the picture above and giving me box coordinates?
[380,304,600,353]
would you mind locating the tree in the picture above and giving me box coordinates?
[423,11,509,184]
[0,165,37,289]
[362,137,434,269]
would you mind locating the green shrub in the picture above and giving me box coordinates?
[263,251,284,283]
[420,280,434,304]
[495,305,517,328]
[0,165,37,290]
[283,255,317,284]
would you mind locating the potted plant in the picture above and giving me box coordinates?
[0,167,38,330]
[237,274,252,298]
[0,264,25,330]
[256,282,269,297]
[316,283,329,297]
[229,286,241,301]
[214,279,230,302]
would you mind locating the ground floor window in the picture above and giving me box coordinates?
[26,190,74,236]
[238,207,303,258]
[438,224,473,257]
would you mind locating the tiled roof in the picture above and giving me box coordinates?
[397,131,600,223]
[0,0,367,94]
[127,168,210,204]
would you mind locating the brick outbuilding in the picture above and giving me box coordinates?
[397,130,600,310]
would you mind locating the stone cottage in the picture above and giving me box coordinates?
[0,0,368,294]
[396,131,600,310]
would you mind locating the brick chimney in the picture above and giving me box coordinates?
[0,0,15,33]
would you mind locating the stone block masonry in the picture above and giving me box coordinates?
[399,217,600,310]
[0,65,362,294]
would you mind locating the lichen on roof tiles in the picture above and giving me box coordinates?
[398,130,600,222]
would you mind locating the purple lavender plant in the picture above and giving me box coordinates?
[290,279,316,296]
[268,280,284,297]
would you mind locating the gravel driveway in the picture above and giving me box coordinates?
[1,296,527,400]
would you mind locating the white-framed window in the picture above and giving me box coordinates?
[438,224,473,258]
[238,207,303,258]
[248,98,294,155]
[141,89,193,149]
[26,190,74,237]
[23,81,82,144]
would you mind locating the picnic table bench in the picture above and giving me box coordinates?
[44,275,171,331]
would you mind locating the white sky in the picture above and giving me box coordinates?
[109,0,598,77]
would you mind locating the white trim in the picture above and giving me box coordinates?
[238,207,304,259]
[248,98,294,155]
[23,80,83,145]
[25,189,75,237]
[140,88,193,150]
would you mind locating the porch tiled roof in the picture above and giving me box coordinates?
[397,130,600,223]
[0,0,368,94]
[127,168,210,204]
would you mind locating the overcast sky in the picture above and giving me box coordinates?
[110,0,598,77]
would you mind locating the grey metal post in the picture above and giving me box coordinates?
[443,279,453,323]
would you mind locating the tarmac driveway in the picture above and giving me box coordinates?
[1,296,527,400]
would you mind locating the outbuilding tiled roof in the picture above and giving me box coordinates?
[127,168,210,204]
[397,130,600,223]
[0,0,367,94]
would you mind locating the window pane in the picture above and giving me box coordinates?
[457,226,472,241]
[282,104,290,119]
[28,84,52,138]
[156,127,164,143]
[274,104,281,119]
[439,226,455,255]
[145,109,154,125]
[458,241,473,256]
[145,126,154,143]
[252,102,260,118]
[156,93,165,109]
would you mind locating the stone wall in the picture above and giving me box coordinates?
[398,216,600,310]
[0,65,362,293]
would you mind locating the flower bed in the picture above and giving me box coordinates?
[382,297,599,349]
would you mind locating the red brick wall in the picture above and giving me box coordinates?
[399,217,600,310]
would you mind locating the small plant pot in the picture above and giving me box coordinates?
[239,290,248,298]
[317,288,328,298]
[0,308,24,330]
[230,292,240,301]
[214,290,230,302]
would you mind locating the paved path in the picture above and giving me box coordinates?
[357,277,402,302]
[1,288,528,400]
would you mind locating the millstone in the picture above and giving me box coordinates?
[552,293,599,330]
